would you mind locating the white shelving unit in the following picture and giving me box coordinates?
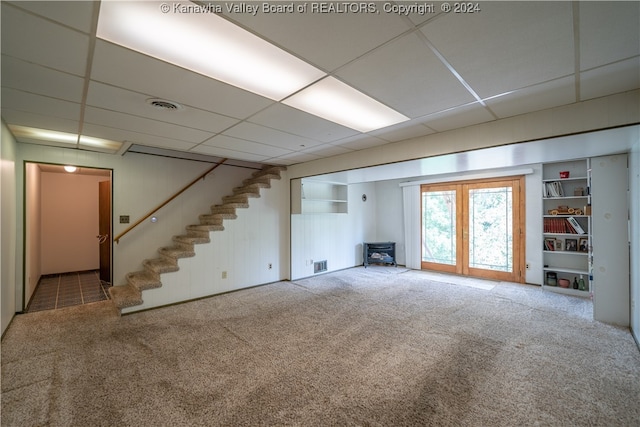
[291,178,348,214]
[542,159,592,297]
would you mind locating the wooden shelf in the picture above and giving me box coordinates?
[291,178,348,214]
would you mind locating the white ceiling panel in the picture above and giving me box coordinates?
[580,58,640,101]
[422,2,574,98]
[248,104,359,143]
[579,1,640,70]
[198,135,293,158]
[370,120,436,143]
[266,151,322,165]
[85,81,239,134]
[190,144,270,163]
[420,102,496,133]
[333,134,390,151]
[91,40,274,119]
[0,110,79,135]
[81,123,197,152]
[2,1,638,166]
[1,3,89,75]
[225,6,411,72]
[336,32,475,118]
[486,77,576,120]
[1,56,85,102]
[83,107,214,143]
[223,122,323,151]
[2,88,81,121]
[7,1,95,33]
[299,144,354,158]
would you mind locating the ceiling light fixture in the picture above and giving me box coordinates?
[64,165,77,173]
[8,125,123,153]
[96,1,325,101]
[96,1,409,133]
[283,77,410,132]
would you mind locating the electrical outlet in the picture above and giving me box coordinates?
[120,215,130,224]
[222,271,227,279]
[268,263,272,270]
[526,263,530,269]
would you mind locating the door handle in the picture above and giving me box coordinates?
[96,234,109,244]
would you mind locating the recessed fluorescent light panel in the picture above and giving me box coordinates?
[283,77,410,132]
[96,1,325,101]
[8,125,122,153]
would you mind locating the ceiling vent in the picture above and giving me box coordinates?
[146,98,183,111]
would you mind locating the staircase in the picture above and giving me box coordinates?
[109,165,285,313]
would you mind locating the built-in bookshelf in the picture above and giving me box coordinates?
[291,178,348,214]
[542,159,592,297]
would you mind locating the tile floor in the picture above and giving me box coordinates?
[27,270,111,312]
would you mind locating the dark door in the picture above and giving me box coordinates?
[98,180,111,283]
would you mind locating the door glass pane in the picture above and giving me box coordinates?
[468,186,512,272]
[422,190,456,265]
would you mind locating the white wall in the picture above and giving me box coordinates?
[629,139,640,344]
[1,121,17,335]
[25,163,42,302]
[592,154,630,326]
[14,142,284,311]
[374,180,406,266]
[291,182,377,280]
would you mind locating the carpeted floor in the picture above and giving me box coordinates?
[2,267,639,426]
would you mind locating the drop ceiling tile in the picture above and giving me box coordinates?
[333,135,390,151]
[370,120,436,143]
[199,135,293,158]
[7,1,95,33]
[422,2,574,98]
[265,151,322,165]
[299,144,354,157]
[486,76,576,120]
[337,32,475,118]
[85,82,239,134]
[580,2,640,70]
[189,144,269,163]
[81,123,197,152]
[223,122,323,151]
[91,40,274,119]
[83,107,214,144]
[0,110,80,135]
[248,104,359,143]
[580,58,640,101]
[224,7,410,71]
[1,56,85,102]
[420,102,495,132]
[1,3,89,75]
[2,88,81,121]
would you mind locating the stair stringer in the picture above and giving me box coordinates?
[111,166,286,314]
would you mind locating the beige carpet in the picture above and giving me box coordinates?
[2,267,639,426]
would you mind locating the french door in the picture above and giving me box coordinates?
[421,177,525,282]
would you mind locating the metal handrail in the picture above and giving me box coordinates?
[114,159,227,244]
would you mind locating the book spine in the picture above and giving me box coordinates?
[567,216,586,234]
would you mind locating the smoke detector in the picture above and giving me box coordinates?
[146,98,184,111]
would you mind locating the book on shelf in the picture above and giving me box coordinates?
[544,181,564,197]
[566,216,586,234]
[544,217,584,234]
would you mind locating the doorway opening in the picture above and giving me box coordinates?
[421,176,525,283]
[24,162,113,312]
